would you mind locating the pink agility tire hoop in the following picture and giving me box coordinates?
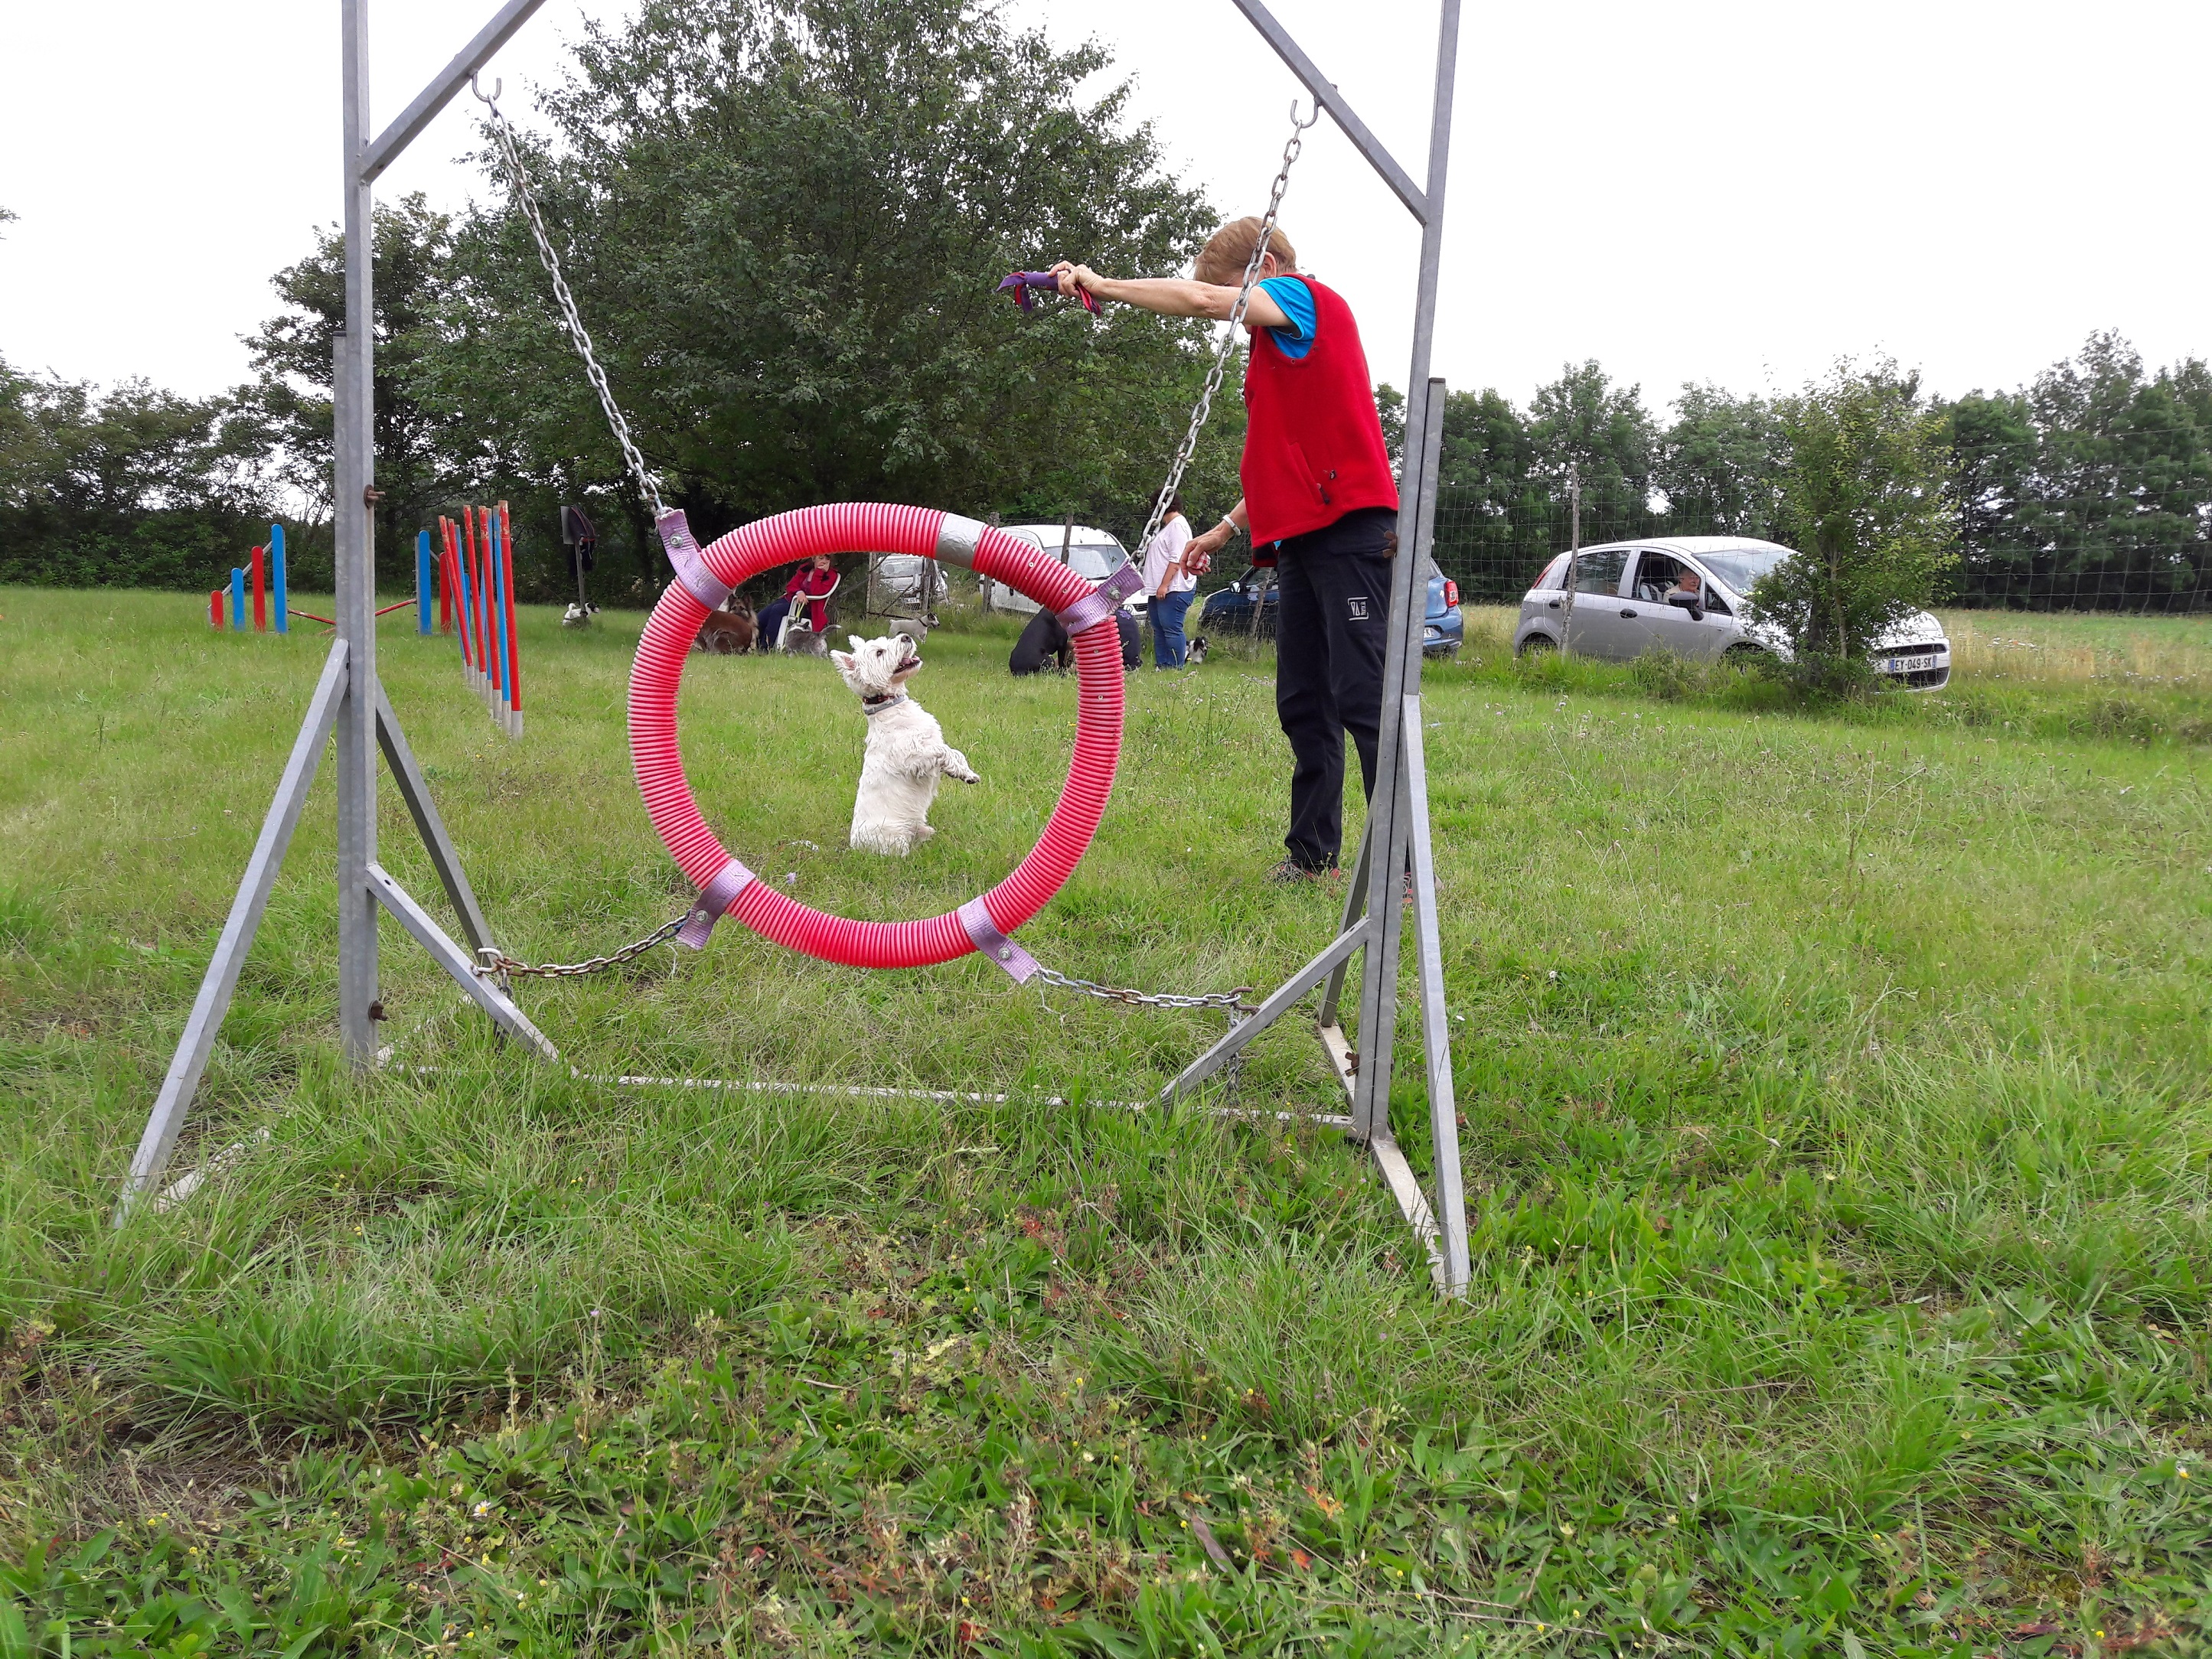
[628,504,1137,973]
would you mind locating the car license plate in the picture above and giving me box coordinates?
[1885,653,1937,673]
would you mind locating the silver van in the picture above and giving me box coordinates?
[1512,536,1951,689]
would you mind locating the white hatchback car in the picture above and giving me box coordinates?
[1512,536,1952,689]
[984,524,1143,619]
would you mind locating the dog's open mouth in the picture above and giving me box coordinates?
[896,652,922,674]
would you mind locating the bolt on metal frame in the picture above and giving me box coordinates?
[121,0,1469,1300]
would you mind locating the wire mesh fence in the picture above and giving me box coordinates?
[1427,487,2212,614]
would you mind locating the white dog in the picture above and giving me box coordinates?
[829,633,979,855]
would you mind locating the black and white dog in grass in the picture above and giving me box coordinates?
[829,633,980,856]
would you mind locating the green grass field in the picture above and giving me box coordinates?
[2,586,2209,1657]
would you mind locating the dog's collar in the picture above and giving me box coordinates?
[860,692,909,716]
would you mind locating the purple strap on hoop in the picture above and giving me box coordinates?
[958,896,1039,983]
[675,857,754,949]
[1057,562,1144,637]
[657,507,731,611]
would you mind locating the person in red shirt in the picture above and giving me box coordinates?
[1051,219,1398,879]
[754,553,840,649]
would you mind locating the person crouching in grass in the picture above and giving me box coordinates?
[1050,220,1398,881]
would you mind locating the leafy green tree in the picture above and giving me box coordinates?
[420,0,1233,595]
[238,194,471,585]
[1657,383,1783,535]
[1525,360,1656,530]
[0,357,269,590]
[1745,358,1954,688]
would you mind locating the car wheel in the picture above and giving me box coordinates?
[1515,633,1557,657]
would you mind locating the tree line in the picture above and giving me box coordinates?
[2,0,2208,614]
[1420,336,2212,612]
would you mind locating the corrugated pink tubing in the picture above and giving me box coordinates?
[629,504,1121,969]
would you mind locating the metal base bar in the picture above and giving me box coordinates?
[116,642,350,1221]
[365,862,557,1061]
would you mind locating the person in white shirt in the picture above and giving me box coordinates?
[1139,490,1199,668]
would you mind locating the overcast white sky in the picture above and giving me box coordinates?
[5,0,2207,418]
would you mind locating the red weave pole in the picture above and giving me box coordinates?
[437,518,452,633]
[445,519,472,668]
[628,504,1123,970]
[465,507,487,678]
[250,545,267,631]
[210,588,223,629]
[498,500,521,716]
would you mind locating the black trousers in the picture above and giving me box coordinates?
[1274,507,1395,869]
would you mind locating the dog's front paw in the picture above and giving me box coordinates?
[945,748,980,784]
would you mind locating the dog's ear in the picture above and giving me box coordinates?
[830,650,856,673]
[847,634,867,653]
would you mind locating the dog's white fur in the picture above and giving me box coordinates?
[830,633,979,856]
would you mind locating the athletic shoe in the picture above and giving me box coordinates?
[1267,858,1334,885]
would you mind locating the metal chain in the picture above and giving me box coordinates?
[471,75,666,518]
[475,914,689,980]
[1130,100,1318,572]
[1033,966,1257,1019]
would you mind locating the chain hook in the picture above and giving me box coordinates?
[1290,97,1319,131]
[469,71,503,109]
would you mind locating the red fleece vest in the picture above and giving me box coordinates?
[1239,275,1399,544]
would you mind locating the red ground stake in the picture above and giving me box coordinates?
[250,544,267,631]
[210,588,224,629]
[499,500,521,724]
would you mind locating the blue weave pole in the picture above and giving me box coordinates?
[230,569,246,632]
[416,529,434,634]
[270,523,288,633]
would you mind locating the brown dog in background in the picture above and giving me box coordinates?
[697,601,758,654]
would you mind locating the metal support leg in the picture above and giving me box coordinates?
[1401,695,1469,1294]
[375,681,496,955]
[1160,920,1370,1107]
[116,643,349,1220]
[364,863,557,1061]
[334,0,380,1068]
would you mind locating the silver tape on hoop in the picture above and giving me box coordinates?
[657,507,732,611]
[934,513,986,569]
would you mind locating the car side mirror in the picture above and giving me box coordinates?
[1667,590,1705,621]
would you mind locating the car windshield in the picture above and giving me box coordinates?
[1065,543,1127,579]
[1695,547,1790,595]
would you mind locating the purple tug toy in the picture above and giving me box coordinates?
[997,271,1099,315]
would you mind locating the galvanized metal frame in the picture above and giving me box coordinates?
[1171,0,1469,1294]
[118,0,556,1220]
[125,0,1468,1295]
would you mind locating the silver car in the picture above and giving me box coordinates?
[984,524,1143,619]
[1511,536,1952,689]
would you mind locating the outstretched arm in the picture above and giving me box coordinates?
[1183,500,1249,568]
[1048,262,1290,331]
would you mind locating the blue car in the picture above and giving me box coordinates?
[1198,561,1463,656]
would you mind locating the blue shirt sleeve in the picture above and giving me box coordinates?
[1255,276,1317,360]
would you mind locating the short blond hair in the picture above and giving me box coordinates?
[1194,217,1297,286]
